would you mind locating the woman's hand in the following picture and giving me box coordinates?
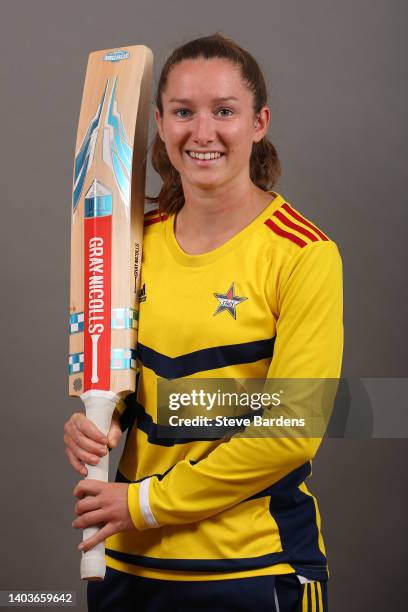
[63,410,123,476]
[72,480,135,551]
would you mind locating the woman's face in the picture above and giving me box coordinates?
[155,58,269,192]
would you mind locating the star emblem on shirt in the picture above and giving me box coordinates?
[213,283,248,319]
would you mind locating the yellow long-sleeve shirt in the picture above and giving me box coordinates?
[105,192,343,582]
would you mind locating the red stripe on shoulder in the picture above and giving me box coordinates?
[264,218,307,248]
[144,213,168,226]
[282,203,329,241]
[273,209,319,242]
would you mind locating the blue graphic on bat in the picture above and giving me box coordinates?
[69,312,84,334]
[84,179,113,218]
[68,348,137,375]
[69,308,137,335]
[72,81,108,211]
[103,77,133,208]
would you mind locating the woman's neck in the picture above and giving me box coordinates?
[174,182,274,255]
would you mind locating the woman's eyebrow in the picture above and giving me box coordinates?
[168,96,240,103]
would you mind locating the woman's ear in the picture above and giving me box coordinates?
[253,106,270,143]
[155,107,165,142]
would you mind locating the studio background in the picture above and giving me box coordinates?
[0,0,406,610]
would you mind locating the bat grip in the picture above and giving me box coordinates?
[79,390,119,581]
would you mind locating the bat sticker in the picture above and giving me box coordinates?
[73,81,108,211]
[83,180,112,390]
[103,49,130,62]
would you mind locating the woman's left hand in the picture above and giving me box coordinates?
[72,481,135,552]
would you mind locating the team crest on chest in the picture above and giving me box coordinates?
[213,283,247,319]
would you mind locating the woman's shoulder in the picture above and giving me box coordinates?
[260,194,337,255]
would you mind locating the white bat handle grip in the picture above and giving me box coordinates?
[79,390,119,581]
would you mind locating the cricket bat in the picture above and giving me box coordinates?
[68,45,153,581]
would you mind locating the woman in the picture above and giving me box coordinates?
[65,34,343,611]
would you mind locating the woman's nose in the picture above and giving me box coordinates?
[192,113,215,145]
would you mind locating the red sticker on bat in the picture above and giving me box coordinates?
[83,215,112,391]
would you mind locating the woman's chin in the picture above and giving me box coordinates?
[184,172,227,192]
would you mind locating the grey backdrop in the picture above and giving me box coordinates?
[0,0,407,610]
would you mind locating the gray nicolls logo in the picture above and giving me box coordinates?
[104,49,130,62]
[213,283,247,319]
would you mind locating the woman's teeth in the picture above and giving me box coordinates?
[188,151,223,160]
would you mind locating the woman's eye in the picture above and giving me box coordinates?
[175,108,191,118]
[216,108,233,118]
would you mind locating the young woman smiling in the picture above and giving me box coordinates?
[64,34,343,611]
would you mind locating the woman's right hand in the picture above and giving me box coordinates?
[63,411,123,477]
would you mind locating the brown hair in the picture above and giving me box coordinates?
[148,33,281,215]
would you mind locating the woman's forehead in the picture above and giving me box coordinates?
[163,58,250,100]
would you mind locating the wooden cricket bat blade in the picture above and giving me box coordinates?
[68,45,153,580]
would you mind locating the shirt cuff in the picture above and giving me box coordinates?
[128,479,160,531]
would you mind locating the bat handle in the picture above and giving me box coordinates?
[79,389,119,581]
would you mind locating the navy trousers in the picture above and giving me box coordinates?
[88,567,328,611]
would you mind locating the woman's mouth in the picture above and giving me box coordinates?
[186,150,224,161]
